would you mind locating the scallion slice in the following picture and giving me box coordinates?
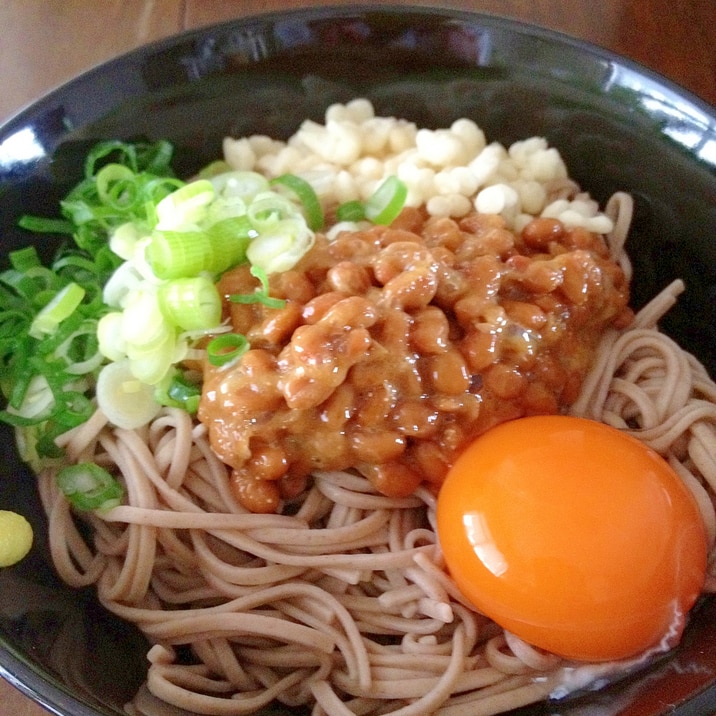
[364,175,408,225]
[56,463,124,511]
[210,170,270,203]
[245,217,315,275]
[1,374,54,423]
[206,333,249,367]
[335,200,366,223]
[229,265,286,309]
[95,163,140,212]
[96,359,162,428]
[164,372,202,414]
[270,173,324,231]
[9,246,41,272]
[17,215,74,235]
[247,193,298,233]
[147,226,249,280]
[28,282,86,339]
[206,215,254,264]
[229,292,286,309]
[198,160,231,179]
[53,320,103,376]
[157,276,222,331]
[146,230,213,279]
[55,390,95,429]
[155,179,215,230]
[205,195,249,225]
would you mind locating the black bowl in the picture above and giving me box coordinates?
[1,5,715,716]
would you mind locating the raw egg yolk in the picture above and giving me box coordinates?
[436,415,708,662]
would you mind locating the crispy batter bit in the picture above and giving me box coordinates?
[198,208,632,512]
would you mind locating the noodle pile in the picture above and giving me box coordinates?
[35,191,716,716]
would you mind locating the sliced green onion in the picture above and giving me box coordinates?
[210,170,270,203]
[54,390,94,429]
[56,139,181,260]
[26,264,62,290]
[59,194,98,227]
[57,463,124,512]
[3,374,54,422]
[198,160,231,179]
[205,195,249,225]
[247,193,299,233]
[335,200,366,222]
[206,215,254,258]
[155,179,215,230]
[229,264,286,309]
[91,245,123,284]
[251,265,271,294]
[229,292,286,309]
[271,173,324,230]
[121,288,172,350]
[0,272,37,304]
[364,176,408,225]
[18,215,74,235]
[29,282,86,339]
[35,428,66,459]
[36,312,85,356]
[142,177,185,221]
[246,217,315,275]
[84,140,140,177]
[136,139,175,176]
[156,371,202,414]
[96,359,162,427]
[3,344,36,411]
[102,261,143,308]
[207,333,249,367]
[95,163,139,211]
[127,334,178,385]
[0,309,31,349]
[53,321,103,376]
[1,376,93,434]
[170,382,201,414]
[83,139,174,179]
[97,312,127,362]
[110,221,146,261]
[146,230,212,279]
[1,265,62,303]
[157,276,222,331]
[53,252,103,278]
[9,246,41,272]
[147,228,247,280]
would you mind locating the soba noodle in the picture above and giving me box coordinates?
[31,183,716,716]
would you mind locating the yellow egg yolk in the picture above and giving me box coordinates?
[435,415,708,662]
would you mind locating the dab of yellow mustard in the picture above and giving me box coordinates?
[0,511,33,567]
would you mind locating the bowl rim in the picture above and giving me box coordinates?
[0,4,715,716]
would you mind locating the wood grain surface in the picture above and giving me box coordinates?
[0,0,713,714]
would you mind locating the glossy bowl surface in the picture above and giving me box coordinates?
[0,5,715,716]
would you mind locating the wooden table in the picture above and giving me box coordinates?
[0,0,714,124]
[0,0,713,713]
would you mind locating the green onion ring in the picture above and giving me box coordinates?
[335,200,367,223]
[364,175,408,226]
[57,463,124,512]
[207,333,249,367]
[270,173,324,230]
